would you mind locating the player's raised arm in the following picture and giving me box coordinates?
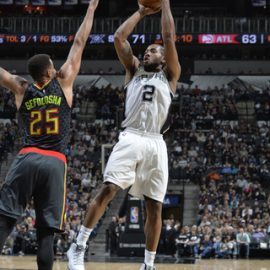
[114,2,160,84]
[58,0,99,90]
[161,0,181,93]
[0,67,28,109]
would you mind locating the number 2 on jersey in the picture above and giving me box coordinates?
[30,108,59,136]
[142,85,155,102]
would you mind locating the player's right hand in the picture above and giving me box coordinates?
[138,1,161,16]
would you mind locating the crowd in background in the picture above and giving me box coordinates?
[0,83,270,259]
[164,85,270,258]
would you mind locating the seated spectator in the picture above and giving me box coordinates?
[199,234,213,259]
[187,226,200,258]
[236,227,250,258]
[226,234,237,258]
[215,237,231,258]
[175,226,190,258]
[213,234,222,257]
[252,227,265,244]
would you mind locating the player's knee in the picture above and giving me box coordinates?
[145,200,162,221]
[100,183,119,202]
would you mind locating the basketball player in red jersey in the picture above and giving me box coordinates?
[0,0,100,269]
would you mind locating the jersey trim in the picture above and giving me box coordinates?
[161,69,176,97]
[19,147,66,163]
[34,79,52,90]
[60,163,67,231]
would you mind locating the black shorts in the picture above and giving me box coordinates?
[0,147,67,232]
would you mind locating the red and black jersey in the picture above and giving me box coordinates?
[18,78,71,154]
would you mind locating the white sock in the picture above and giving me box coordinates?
[76,225,93,248]
[144,249,156,267]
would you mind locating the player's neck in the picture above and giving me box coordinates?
[34,78,51,89]
[143,65,162,73]
[144,67,162,73]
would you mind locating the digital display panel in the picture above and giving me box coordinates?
[0,33,269,45]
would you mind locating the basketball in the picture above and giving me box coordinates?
[138,0,161,9]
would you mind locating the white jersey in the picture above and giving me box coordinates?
[121,67,173,134]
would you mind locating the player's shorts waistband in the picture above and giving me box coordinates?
[19,147,66,163]
[124,128,163,139]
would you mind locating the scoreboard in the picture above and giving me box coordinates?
[198,34,267,44]
[1,33,270,45]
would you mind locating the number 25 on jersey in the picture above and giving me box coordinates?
[30,108,59,136]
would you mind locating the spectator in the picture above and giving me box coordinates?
[236,227,250,258]
[199,234,213,258]
[187,226,200,258]
[175,226,190,259]
[108,216,119,255]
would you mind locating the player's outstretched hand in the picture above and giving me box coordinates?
[89,0,99,9]
[138,1,161,16]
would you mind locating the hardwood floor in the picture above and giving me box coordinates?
[1,256,270,270]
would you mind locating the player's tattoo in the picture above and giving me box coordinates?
[121,42,133,58]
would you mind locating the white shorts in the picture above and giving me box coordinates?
[104,128,168,203]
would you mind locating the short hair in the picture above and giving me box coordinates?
[27,54,51,81]
[157,45,165,55]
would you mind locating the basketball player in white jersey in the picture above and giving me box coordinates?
[67,1,180,269]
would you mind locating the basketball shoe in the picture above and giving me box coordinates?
[67,243,86,270]
[139,263,156,270]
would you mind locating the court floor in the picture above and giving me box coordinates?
[1,256,270,270]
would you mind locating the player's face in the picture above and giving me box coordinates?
[143,44,164,71]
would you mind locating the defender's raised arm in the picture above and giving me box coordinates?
[58,0,100,92]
